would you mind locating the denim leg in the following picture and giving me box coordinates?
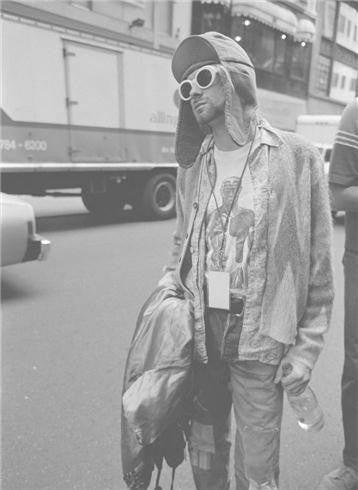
[188,360,232,490]
[187,309,233,490]
[229,361,283,490]
[342,252,358,472]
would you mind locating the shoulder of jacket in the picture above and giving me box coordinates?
[275,130,319,161]
[279,130,316,150]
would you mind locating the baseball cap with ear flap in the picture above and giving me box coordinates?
[172,32,258,169]
[172,35,221,83]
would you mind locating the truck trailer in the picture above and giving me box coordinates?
[1,3,179,220]
[295,114,341,163]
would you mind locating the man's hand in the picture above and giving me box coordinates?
[274,358,311,396]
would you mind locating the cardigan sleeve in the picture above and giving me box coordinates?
[285,148,335,370]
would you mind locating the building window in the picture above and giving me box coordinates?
[143,2,153,30]
[244,23,275,72]
[231,17,311,98]
[331,61,358,102]
[290,42,310,81]
[156,1,173,35]
[322,0,337,39]
[347,19,351,38]
[354,25,357,42]
[191,1,230,36]
[338,14,346,34]
[316,55,331,93]
[273,33,286,75]
[202,11,223,32]
[332,72,339,88]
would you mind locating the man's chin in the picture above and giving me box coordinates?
[195,116,207,126]
[193,109,223,128]
[193,111,211,126]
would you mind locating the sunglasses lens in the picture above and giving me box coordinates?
[196,68,214,88]
[179,81,192,100]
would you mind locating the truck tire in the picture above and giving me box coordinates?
[142,173,176,220]
[81,187,125,219]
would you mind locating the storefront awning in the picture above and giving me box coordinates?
[232,0,298,36]
[295,18,316,42]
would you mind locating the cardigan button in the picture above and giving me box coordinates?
[193,202,199,209]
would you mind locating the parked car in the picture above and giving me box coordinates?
[1,193,50,266]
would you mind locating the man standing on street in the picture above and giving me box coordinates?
[318,98,358,490]
[159,32,334,490]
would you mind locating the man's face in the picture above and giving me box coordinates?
[188,66,226,127]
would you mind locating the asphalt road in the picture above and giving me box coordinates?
[1,196,346,490]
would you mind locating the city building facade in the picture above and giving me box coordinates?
[2,0,357,132]
[192,0,358,128]
[2,0,192,52]
[308,0,358,114]
[192,0,317,129]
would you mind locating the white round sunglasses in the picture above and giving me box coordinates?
[178,65,219,101]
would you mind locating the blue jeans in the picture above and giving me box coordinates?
[188,309,283,490]
[342,252,358,472]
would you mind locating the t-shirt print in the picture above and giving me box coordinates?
[206,146,255,297]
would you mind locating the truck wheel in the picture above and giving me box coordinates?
[81,188,125,219]
[142,173,176,220]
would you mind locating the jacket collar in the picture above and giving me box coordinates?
[258,118,283,148]
[195,118,283,162]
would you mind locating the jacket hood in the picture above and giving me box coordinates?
[172,31,259,168]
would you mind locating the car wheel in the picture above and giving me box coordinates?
[142,173,176,220]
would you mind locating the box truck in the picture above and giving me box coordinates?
[1,4,179,220]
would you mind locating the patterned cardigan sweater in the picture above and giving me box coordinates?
[161,120,334,369]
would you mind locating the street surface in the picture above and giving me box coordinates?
[1,196,346,490]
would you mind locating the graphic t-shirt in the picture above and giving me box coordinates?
[206,144,255,298]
